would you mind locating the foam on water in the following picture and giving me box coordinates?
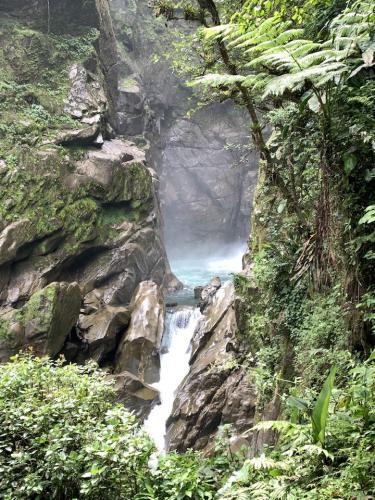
[144,307,202,450]
[145,247,244,450]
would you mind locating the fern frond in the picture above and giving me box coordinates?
[263,62,347,96]
[298,49,343,68]
[314,66,347,87]
[244,39,278,56]
[243,73,273,90]
[275,28,304,44]
[190,73,246,87]
[203,24,231,40]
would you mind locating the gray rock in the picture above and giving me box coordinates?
[69,139,152,203]
[113,370,160,420]
[198,276,221,312]
[23,282,82,357]
[56,124,101,146]
[114,281,165,384]
[78,299,130,363]
[0,282,81,362]
[64,64,107,121]
[0,219,35,267]
[166,282,256,452]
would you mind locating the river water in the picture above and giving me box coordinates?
[144,247,244,450]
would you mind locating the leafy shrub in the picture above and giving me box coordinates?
[218,354,375,499]
[0,355,153,499]
[147,451,220,499]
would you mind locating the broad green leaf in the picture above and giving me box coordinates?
[287,396,309,412]
[311,366,336,445]
[277,199,287,214]
[343,152,358,174]
[359,205,375,224]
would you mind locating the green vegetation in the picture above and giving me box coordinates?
[0,355,235,500]
[0,355,153,499]
[0,354,373,498]
[0,0,374,497]
[218,355,375,498]
[0,16,152,258]
[150,0,375,496]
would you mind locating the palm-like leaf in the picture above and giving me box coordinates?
[194,0,374,98]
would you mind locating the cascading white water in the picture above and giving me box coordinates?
[144,307,202,450]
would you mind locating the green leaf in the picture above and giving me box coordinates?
[359,205,375,224]
[277,199,287,214]
[343,152,358,174]
[311,366,336,445]
[287,396,309,412]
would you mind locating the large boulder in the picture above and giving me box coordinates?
[0,282,81,362]
[113,370,160,420]
[1,137,177,308]
[64,64,107,122]
[0,219,48,267]
[69,139,153,203]
[78,290,130,363]
[114,281,165,384]
[166,281,256,452]
[197,276,221,312]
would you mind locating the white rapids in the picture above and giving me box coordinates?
[144,307,202,450]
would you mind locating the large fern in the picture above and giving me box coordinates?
[193,0,374,98]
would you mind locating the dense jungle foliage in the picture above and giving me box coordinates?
[0,0,374,498]
[151,0,375,496]
[0,353,374,498]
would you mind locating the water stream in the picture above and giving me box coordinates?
[144,247,245,450]
[143,307,202,450]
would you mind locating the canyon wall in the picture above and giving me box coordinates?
[0,0,177,416]
[110,0,258,253]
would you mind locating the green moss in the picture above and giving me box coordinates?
[0,319,11,340]
[0,19,99,161]
[123,162,153,203]
[20,285,57,330]
[0,15,154,262]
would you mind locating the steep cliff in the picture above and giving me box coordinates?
[0,0,176,403]
[166,281,256,452]
[110,0,258,252]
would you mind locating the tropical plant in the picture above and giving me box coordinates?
[0,355,154,499]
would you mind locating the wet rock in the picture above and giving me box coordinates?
[114,281,165,383]
[229,435,251,456]
[64,64,107,121]
[23,282,81,357]
[165,274,184,293]
[166,282,256,452]
[114,370,160,420]
[0,282,81,362]
[78,297,130,363]
[56,124,101,146]
[194,286,203,300]
[0,1,178,374]
[198,276,221,312]
[55,63,108,146]
[69,139,152,203]
[0,219,36,266]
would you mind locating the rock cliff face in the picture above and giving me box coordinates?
[166,281,256,452]
[0,0,175,416]
[110,0,258,252]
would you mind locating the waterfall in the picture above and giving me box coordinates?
[144,307,202,450]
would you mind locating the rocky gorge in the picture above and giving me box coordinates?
[0,0,257,453]
[1,0,374,496]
